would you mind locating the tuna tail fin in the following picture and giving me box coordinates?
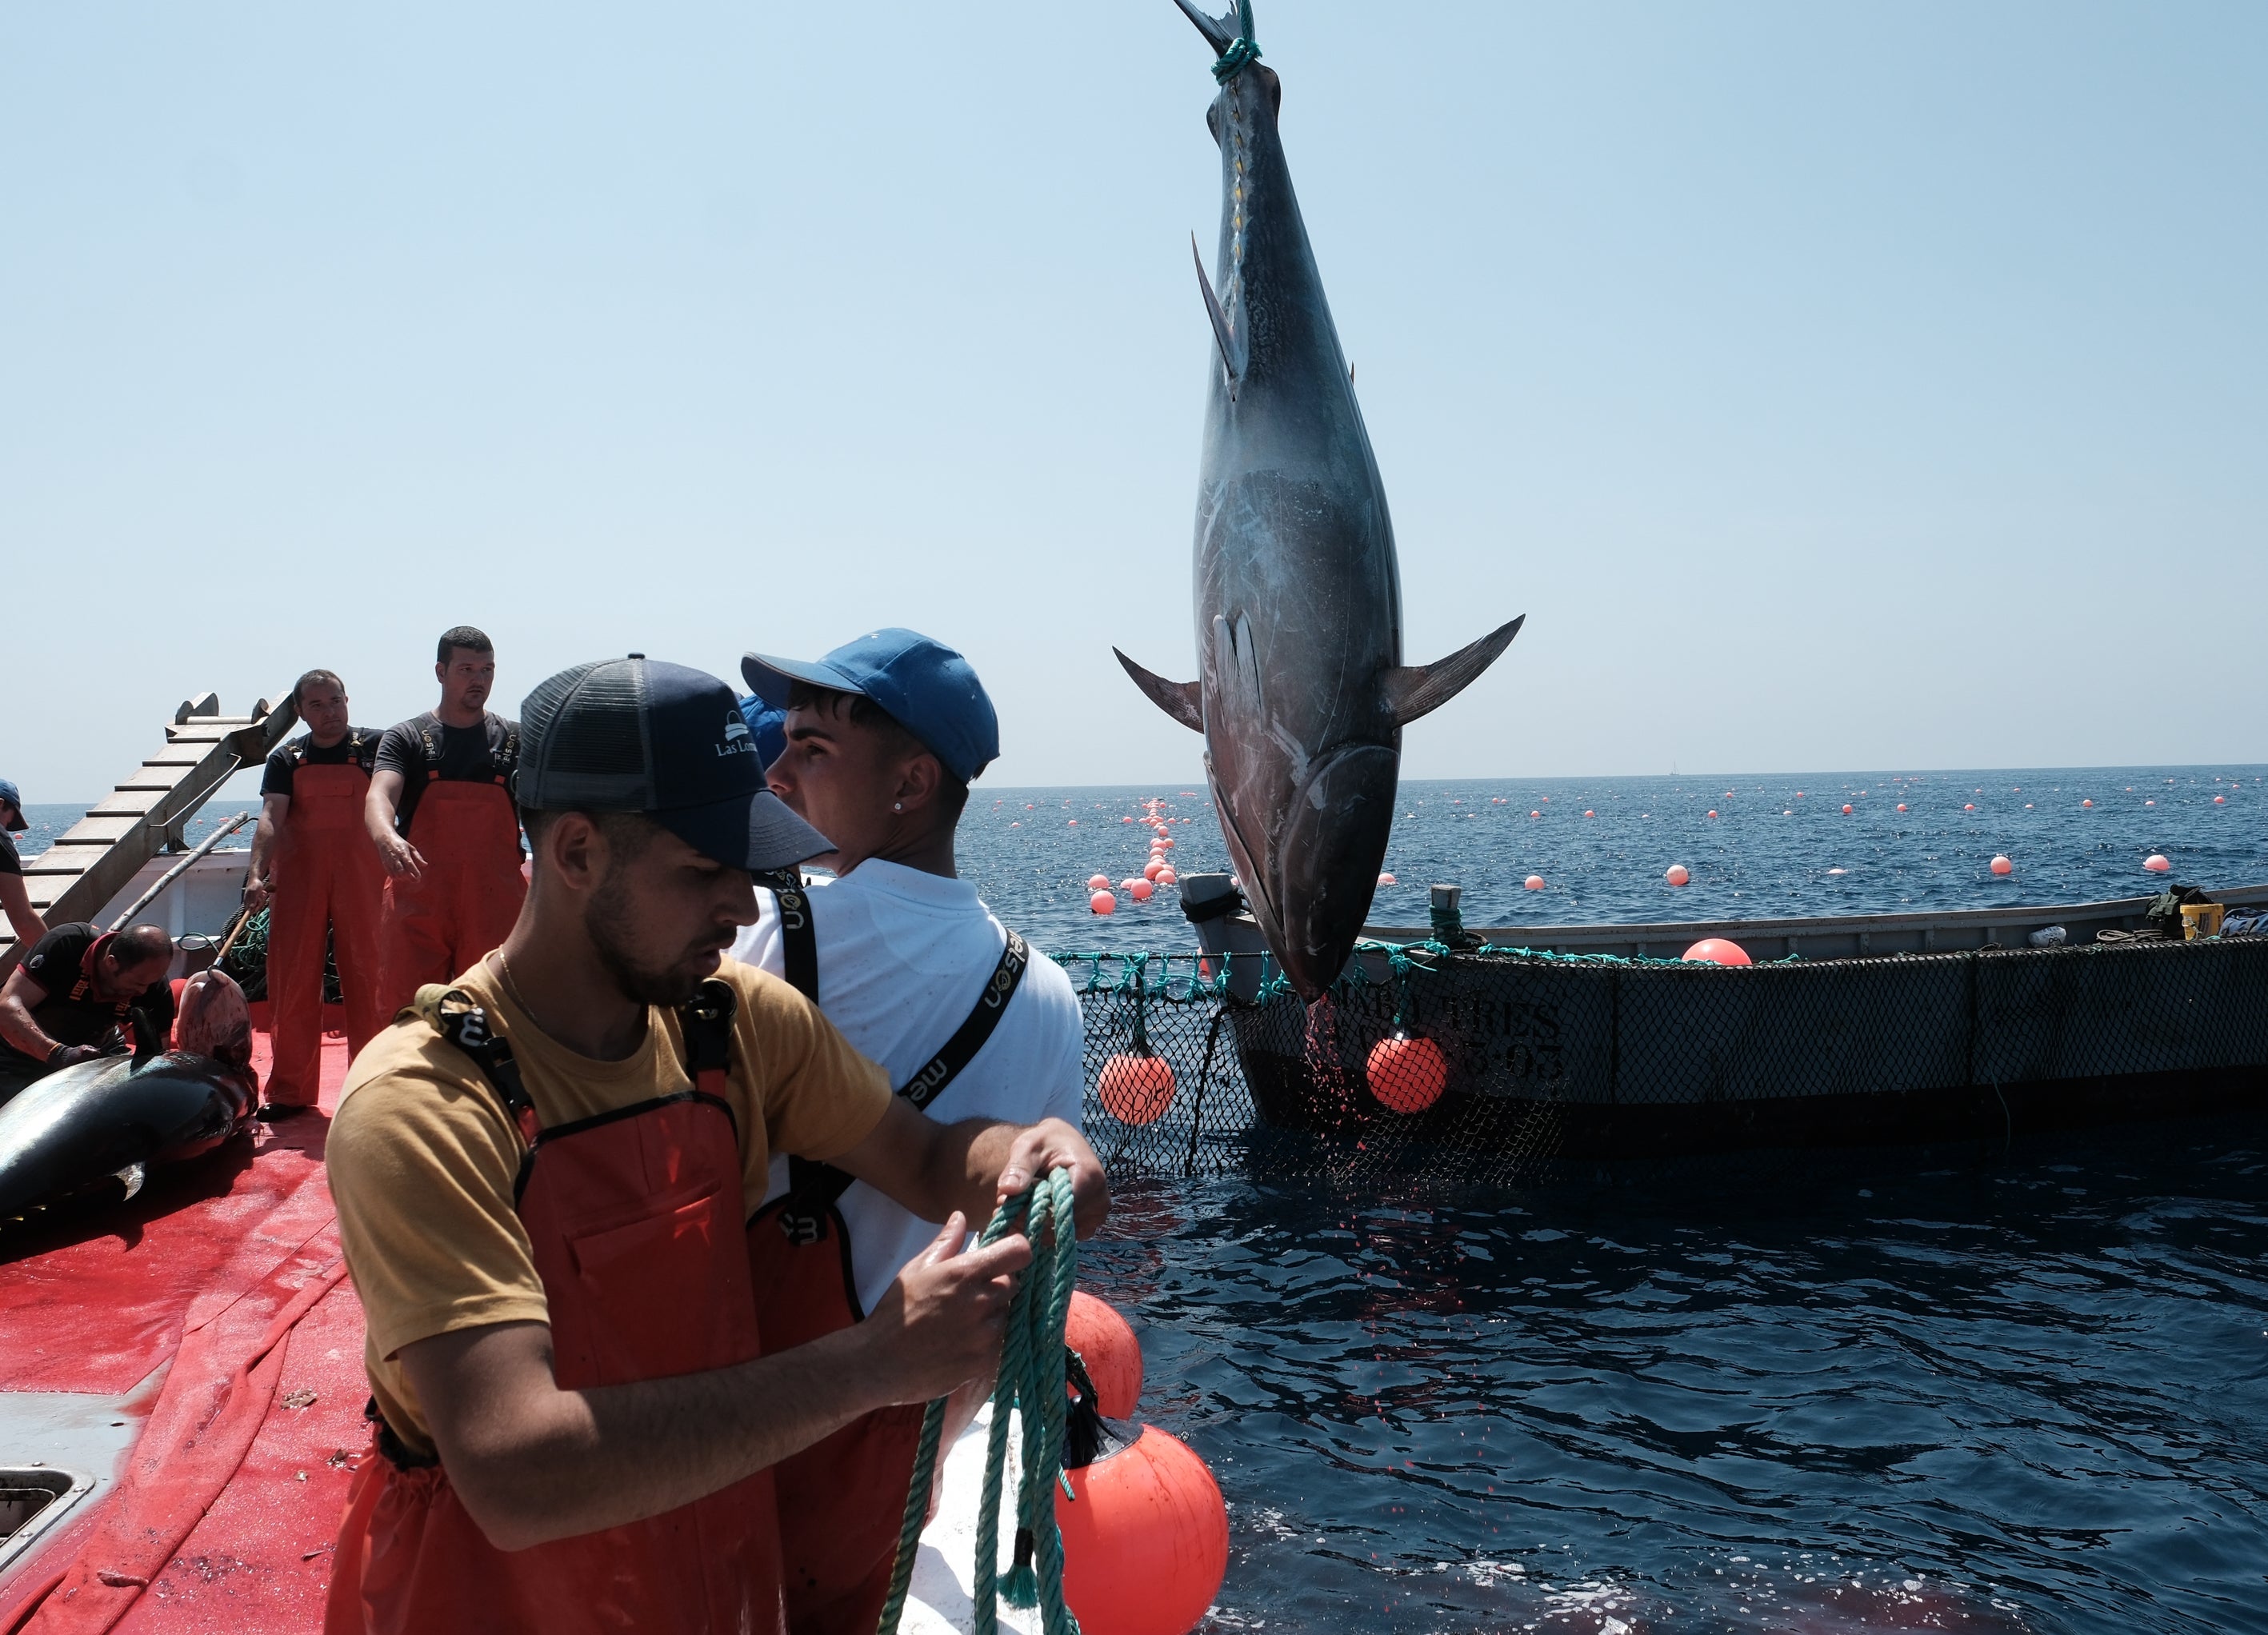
[1380,615,1526,728]
[1191,234,1246,395]
[1114,649,1206,734]
[1171,0,1238,54]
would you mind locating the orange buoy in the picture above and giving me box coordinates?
[1376,871,1396,886]
[1098,1049,1175,1125]
[2216,795,2226,804]
[1366,1031,1448,1114]
[1964,803,1975,811]
[2144,854,2172,873]
[1530,810,1541,818]
[1524,874,1545,890]
[1058,1425,1228,1635]
[2082,799,2093,808]
[1707,810,1718,818]
[1896,804,1907,812]
[1090,890,1116,914]
[1130,879,1155,901]
[1156,867,1178,886]
[1066,1291,1143,1418]
[1069,819,1078,825]
[1583,810,1595,818]
[1990,855,2014,875]
[1088,873,1112,891]
[1682,937,1751,965]
[1665,863,1690,886]
[1842,805,1853,814]
[1121,877,1142,893]
[1143,860,1165,881]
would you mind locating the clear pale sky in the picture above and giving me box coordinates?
[5,3,2262,802]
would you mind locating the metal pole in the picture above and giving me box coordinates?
[106,811,253,933]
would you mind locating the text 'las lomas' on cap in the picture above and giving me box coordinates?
[517,656,832,873]
[738,628,999,784]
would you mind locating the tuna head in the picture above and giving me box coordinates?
[1117,0,1525,1002]
[176,968,252,1073]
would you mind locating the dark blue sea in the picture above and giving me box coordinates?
[22,771,2268,1630]
[954,768,2266,955]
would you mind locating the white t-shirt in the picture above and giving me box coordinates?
[730,858,1086,1315]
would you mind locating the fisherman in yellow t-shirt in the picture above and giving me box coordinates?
[321,655,1109,1635]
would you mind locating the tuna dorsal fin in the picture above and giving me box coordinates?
[1114,648,1206,734]
[1379,615,1526,728]
[1171,0,1238,54]
[1190,234,1246,394]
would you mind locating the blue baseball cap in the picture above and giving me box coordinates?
[517,656,832,872]
[0,779,24,830]
[735,697,790,768]
[741,630,999,783]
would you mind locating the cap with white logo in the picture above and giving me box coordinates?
[516,656,831,873]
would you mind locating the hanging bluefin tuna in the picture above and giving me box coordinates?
[1118,0,1524,1001]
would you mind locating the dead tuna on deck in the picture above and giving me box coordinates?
[0,969,258,1222]
[1116,0,1524,1001]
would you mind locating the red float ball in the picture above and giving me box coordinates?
[1066,1291,1143,1418]
[1087,873,1112,891]
[1366,1031,1448,1114]
[1057,1426,1229,1635]
[1090,890,1116,915]
[1098,1050,1175,1125]
[1130,879,1155,901]
[1682,938,1751,966]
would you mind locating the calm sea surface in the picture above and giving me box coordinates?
[946,767,2265,954]
[22,770,2268,1630]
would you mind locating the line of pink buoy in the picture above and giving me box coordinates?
[1089,796,1183,913]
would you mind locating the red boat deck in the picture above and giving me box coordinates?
[0,1018,368,1635]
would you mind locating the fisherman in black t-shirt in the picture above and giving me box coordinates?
[0,777,44,951]
[0,922,175,1103]
[363,626,526,1016]
[245,669,390,1112]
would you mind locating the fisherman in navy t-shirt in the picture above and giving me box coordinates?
[244,669,390,1112]
[0,922,175,1102]
[363,627,526,1017]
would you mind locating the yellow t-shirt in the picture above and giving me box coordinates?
[327,954,893,1460]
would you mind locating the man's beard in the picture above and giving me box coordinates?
[586,873,708,1008]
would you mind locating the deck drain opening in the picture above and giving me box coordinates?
[1,1471,74,1540]
[0,1467,96,1573]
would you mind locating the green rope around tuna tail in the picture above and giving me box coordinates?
[877,1167,1083,1635]
[1212,0,1261,82]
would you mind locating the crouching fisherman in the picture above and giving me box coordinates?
[322,655,1107,1635]
[0,922,174,1104]
[735,629,1090,1635]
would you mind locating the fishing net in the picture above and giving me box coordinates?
[1060,932,2268,1185]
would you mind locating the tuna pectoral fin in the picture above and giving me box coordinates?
[114,1161,146,1201]
[1190,235,1246,392]
[1114,649,1206,734]
[1380,615,1526,728]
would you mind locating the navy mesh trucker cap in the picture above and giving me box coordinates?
[738,629,998,783]
[518,656,832,872]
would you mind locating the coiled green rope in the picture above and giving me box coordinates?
[877,1166,1082,1635]
[1211,0,1261,82]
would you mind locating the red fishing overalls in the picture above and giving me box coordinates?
[745,881,1028,1635]
[378,775,526,1017]
[266,759,387,1106]
[324,983,785,1635]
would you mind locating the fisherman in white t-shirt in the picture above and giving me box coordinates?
[730,628,1089,1635]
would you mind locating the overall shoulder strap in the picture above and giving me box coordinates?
[758,872,818,1002]
[775,929,1030,1245]
[417,987,539,1146]
[674,977,737,1099]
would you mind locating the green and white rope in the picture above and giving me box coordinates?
[878,1167,1082,1635]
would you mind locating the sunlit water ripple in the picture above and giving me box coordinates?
[1086,1129,2268,1633]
